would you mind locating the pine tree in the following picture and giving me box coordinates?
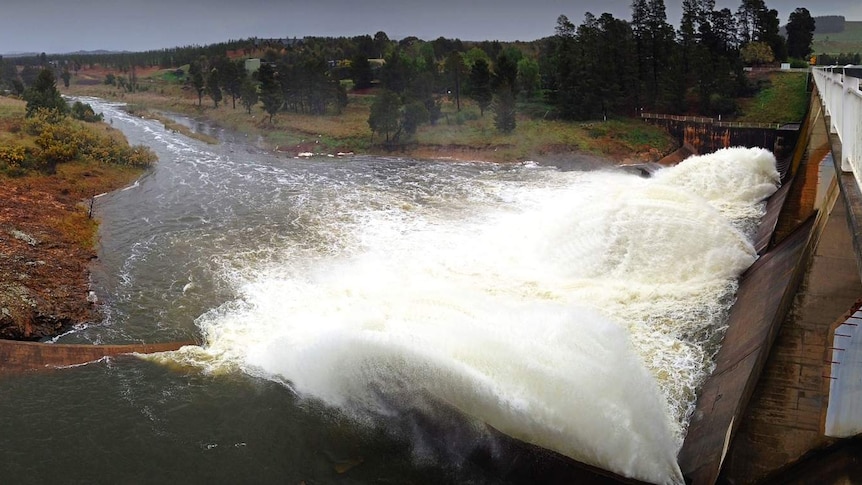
[258,63,282,123]
[23,68,68,118]
[189,61,205,106]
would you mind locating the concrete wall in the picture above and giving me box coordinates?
[642,118,800,179]
[720,84,862,484]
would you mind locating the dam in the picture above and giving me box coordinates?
[1,68,861,484]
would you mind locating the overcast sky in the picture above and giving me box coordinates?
[1,0,860,55]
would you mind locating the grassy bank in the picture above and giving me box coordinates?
[737,72,809,124]
[66,70,676,163]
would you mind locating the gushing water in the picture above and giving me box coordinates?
[145,142,779,484]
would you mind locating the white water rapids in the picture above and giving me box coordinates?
[143,146,779,484]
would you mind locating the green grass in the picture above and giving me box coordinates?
[737,72,809,123]
[813,21,862,54]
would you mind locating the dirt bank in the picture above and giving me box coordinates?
[0,163,144,340]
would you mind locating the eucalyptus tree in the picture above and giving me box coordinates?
[368,89,402,143]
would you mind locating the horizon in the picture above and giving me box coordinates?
[1,0,861,56]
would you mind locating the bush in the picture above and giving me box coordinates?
[70,101,104,122]
[709,93,737,116]
[18,109,156,172]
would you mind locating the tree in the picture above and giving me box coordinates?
[469,58,492,116]
[23,68,68,118]
[206,68,222,108]
[220,59,243,109]
[786,8,815,59]
[740,41,775,65]
[373,31,391,58]
[493,86,516,133]
[736,0,785,60]
[492,50,518,95]
[60,68,71,88]
[516,57,539,99]
[380,49,413,94]
[402,100,429,136]
[239,75,258,114]
[258,63,282,123]
[189,60,205,106]
[443,51,466,111]
[368,89,401,143]
[350,54,373,90]
[70,101,103,122]
[20,65,40,87]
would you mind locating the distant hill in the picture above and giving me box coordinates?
[1,49,127,58]
[1,51,39,58]
[813,15,846,35]
[813,20,862,55]
[781,16,845,38]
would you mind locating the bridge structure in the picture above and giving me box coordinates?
[683,65,862,484]
[633,66,862,485]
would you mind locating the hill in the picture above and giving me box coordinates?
[813,20,862,55]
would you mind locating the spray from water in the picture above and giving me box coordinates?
[156,147,778,484]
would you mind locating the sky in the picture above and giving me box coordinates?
[1,0,861,55]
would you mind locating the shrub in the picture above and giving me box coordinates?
[19,109,157,172]
[70,101,104,122]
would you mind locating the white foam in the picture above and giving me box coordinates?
[155,147,778,484]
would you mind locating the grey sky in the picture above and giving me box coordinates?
[1,0,860,55]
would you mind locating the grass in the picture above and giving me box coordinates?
[736,72,809,123]
[813,21,862,55]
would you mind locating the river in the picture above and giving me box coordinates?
[0,98,780,484]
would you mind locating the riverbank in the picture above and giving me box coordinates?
[65,68,676,164]
[0,97,149,340]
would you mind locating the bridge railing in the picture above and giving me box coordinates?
[812,66,862,187]
[640,112,785,129]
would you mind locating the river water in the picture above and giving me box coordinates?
[0,99,780,484]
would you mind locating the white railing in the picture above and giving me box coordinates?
[812,66,862,191]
